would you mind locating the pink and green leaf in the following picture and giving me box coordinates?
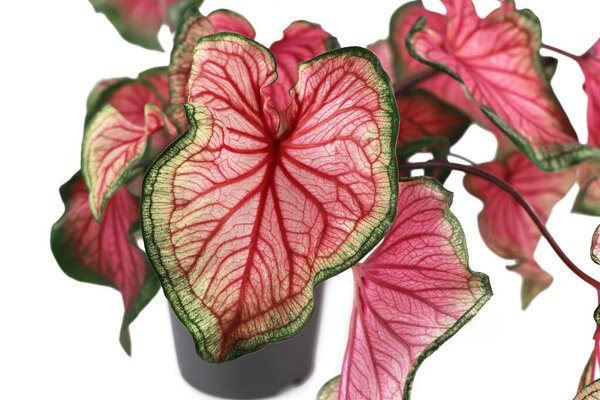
[82,101,173,222]
[463,152,574,307]
[592,225,600,265]
[142,33,399,362]
[405,0,597,171]
[331,177,491,400]
[50,173,159,354]
[573,39,600,215]
[267,21,339,112]
[139,66,170,106]
[318,376,341,400]
[167,10,255,130]
[88,0,203,50]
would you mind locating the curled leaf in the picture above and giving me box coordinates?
[334,177,491,400]
[82,81,174,221]
[51,173,159,354]
[142,34,398,362]
[464,152,574,307]
[88,0,203,50]
[406,0,596,171]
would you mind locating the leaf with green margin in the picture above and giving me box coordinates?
[317,376,340,400]
[88,0,203,50]
[572,39,600,215]
[405,0,598,171]
[50,172,159,354]
[82,103,175,222]
[329,177,491,400]
[367,38,469,184]
[167,9,256,130]
[142,34,398,362]
[592,225,600,265]
[139,66,170,106]
[506,260,553,310]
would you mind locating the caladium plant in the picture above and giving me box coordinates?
[51,0,600,398]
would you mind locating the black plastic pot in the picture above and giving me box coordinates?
[169,286,324,399]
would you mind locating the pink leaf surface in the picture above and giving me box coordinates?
[334,177,491,400]
[142,34,398,362]
[88,0,202,50]
[593,225,600,265]
[82,80,174,221]
[405,0,596,171]
[464,152,574,307]
[367,39,470,149]
[573,39,600,215]
[168,10,256,130]
[507,260,553,310]
[267,21,339,112]
[51,173,158,354]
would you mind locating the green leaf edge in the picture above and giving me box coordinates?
[405,14,599,172]
[88,0,203,51]
[50,171,160,355]
[400,176,493,400]
[82,104,164,222]
[141,33,400,362]
[574,175,600,216]
[591,225,600,265]
[317,376,341,400]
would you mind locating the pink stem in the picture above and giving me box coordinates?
[398,160,600,291]
[542,44,580,61]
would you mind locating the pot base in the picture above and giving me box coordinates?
[169,286,323,399]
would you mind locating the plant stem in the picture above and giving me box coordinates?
[393,69,439,96]
[542,43,580,61]
[448,152,477,166]
[398,160,600,290]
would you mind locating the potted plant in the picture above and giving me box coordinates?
[50,0,600,399]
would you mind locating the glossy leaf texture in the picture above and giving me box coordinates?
[50,173,159,354]
[327,177,491,400]
[576,379,600,400]
[573,39,600,215]
[168,10,256,130]
[142,34,399,362]
[404,0,597,171]
[464,152,574,308]
[82,79,175,221]
[88,0,203,50]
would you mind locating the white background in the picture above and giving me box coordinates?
[2,0,600,399]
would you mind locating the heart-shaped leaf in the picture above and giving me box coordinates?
[464,152,574,307]
[88,0,203,50]
[51,173,159,354]
[324,177,491,400]
[82,80,175,221]
[142,33,399,362]
[405,0,597,171]
[168,10,256,130]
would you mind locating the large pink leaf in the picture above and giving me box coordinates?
[266,21,339,112]
[330,177,491,400]
[573,39,600,215]
[142,34,398,362]
[464,152,574,307]
[50,173,159,354]
[82,80,174,221]
[88,0,202,50]
[167,10,255,130]
[405,0,597,171]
